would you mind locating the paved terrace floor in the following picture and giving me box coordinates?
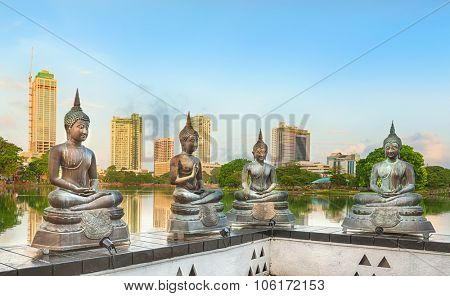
[0,226,449,276]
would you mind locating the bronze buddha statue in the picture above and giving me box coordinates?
[167,113,227,236]
[228,130,294,228]
[342,122,434,238]
[32,90,129,251]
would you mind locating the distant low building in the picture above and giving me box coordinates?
[202,162,221,175]
[19,151,42,165]
[295,161,331,177]
[327,152,360,176]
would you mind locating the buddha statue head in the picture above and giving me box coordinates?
[383,121,402,160]
[179,112,199,154]
[64,89,90,143]
[252,129,268,163]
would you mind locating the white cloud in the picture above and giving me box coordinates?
[0,77,26,91]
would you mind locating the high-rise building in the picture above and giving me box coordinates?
[191,115,211,164]
[327,152,360,176]
[271,122,310,166]
[154,138,174,177]
[111,113,142,171]
[28,70,57,154]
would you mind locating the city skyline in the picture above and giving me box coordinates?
[0,1,449,169]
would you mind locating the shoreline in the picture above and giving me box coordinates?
[2,183,447,197]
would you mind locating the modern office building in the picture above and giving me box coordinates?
[111,113,143,171]
[327,152,360,176]
[271,122,310,166]
[28,70,57,154]
[191,114,211,164]
[154,138,174,177]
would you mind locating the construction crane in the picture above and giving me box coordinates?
[28,47,34,151]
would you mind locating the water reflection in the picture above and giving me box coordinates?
[0,186,449,247]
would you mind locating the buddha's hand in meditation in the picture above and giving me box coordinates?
[73,186,96,196]
[381,187,401,198]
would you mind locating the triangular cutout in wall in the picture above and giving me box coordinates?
[263,263,267,272]
[251,250,257,260]
[248,267,253,276]
[260,248,265,257]
[358,255,371,266]
[354,272,359,276]
[377,257,391,268]
[189,265,197,276]
[176,267,183,276]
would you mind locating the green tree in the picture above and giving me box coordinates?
[277,163,321,188]
[0,137,23,179]
[24,152,49,182]
[425,166,450,189]
[356,145,427,189]
[217,159,251,188]
[103,165,119,183]
[154,172,170,184]
[209,167,220,184]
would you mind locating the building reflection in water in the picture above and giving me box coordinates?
[122,193,142,233]
[153,189,172,230]
[27,206,44,245]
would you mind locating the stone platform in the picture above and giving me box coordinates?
[342,205,435,238]
[31,207,130,251]
[167,202,228,234]
[1,227,449,276]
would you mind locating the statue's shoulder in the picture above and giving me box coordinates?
[50,143,65,153]
[399,159,413,169]
[373,161,383,168]
[265,163,276,170]
[84,146,95,156]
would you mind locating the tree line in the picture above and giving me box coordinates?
[1,137,449,190]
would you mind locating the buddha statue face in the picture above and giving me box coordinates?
[66,119,89,143]
[253,146,267,163]
[384,142,399,160]
[181,134,198,154]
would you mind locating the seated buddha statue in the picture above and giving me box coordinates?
[47,89,123,211]
[342,122,434,238]
[167,113,227,235]
[32,90,129,251]
[228,130,294,228]
[354,122,422,207]
[235,130,288,202]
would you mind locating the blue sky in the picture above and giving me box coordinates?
[0,0,449,169]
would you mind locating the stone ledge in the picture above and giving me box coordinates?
[2,227,449,276]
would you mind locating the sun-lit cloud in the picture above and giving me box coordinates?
[405,132,450,167]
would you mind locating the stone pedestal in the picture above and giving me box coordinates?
[168,202,228,235]
[342,205,435,239]
[227,201,295,229]
[31,207,130,251]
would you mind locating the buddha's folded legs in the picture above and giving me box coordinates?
[48,188,123,211]
[234,190,288,202]
[173,187,204,204]
[366,193,422,207]
[354,193,385,205]
[247,190,288,202]
[69,190,123,211]
[191,189,223,205]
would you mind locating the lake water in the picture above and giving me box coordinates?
[1,186,449,247]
